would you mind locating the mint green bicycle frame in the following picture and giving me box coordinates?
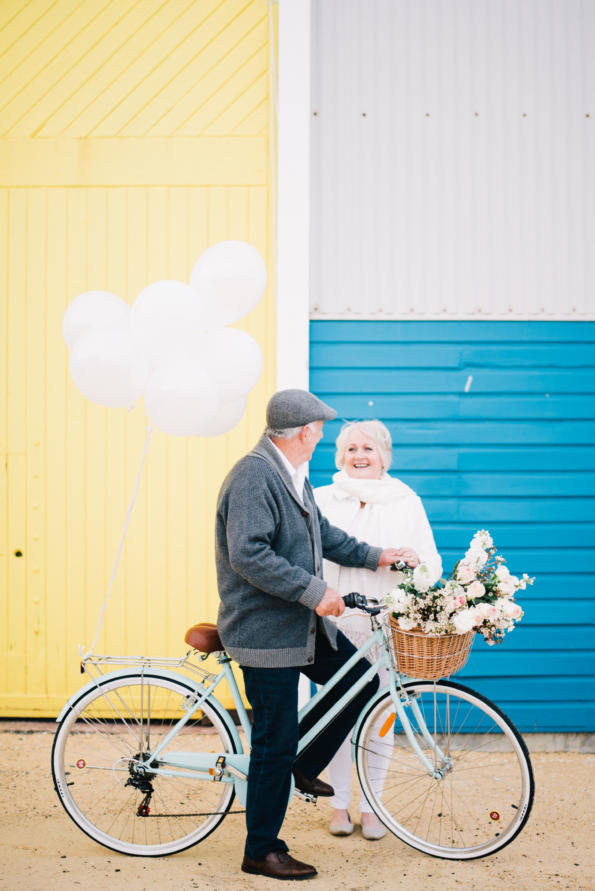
[64,616,448,806]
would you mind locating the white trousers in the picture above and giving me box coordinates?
[327,700,394,812]
[325,614,394,813]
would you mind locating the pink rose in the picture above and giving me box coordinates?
[473,608,487,626]
[500,600,523,620]
[476,602,497,620]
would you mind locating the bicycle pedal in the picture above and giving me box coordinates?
[295,789,318,804]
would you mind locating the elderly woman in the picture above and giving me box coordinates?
[314,420,442,840]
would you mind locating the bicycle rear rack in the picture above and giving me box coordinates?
[80,652,218,689]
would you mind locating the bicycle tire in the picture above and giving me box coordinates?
[52,671,239,856]
[354,680,534,859]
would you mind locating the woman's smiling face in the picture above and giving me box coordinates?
[342,429,384,479]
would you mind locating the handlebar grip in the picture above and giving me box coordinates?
[342,591,383,616]
[390,561,408,572]
[342,592,367,609]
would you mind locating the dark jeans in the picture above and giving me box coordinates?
[241,628,379,860]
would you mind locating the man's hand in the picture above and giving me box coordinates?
[378,547,421,568]
[315,586,345,617]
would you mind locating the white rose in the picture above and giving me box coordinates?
[412,563,433,593]
[397,617,417,631]
[452,609,476,633]
[497,580,515,597]
[466,580,486,600]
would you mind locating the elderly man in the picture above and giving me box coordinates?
[216,389,405,880]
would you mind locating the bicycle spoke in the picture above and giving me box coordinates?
[53,674,238,856]
[355,682,533,859]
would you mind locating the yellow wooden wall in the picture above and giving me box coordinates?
[0,0,276,716]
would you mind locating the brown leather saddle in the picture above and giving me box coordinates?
[184,622,224,653]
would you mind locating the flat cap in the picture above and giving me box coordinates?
[266,389,337,429]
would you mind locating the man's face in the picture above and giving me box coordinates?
[304,420,324,460]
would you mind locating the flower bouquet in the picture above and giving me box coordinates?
[384,530,534,679]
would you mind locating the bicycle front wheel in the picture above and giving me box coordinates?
[52,672,239,856]
[355,680,534,859]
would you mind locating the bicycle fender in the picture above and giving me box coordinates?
[55,667,243,754]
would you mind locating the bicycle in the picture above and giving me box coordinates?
[52,593,534,860]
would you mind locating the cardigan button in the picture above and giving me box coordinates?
[310,628,315,635]
[307,657,313,663]
[316,564,320,573]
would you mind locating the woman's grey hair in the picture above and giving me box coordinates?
[265,421,319,440]
[334,420,393,471]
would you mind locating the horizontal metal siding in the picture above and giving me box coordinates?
[310,320,595,732]
[310,0,595,319]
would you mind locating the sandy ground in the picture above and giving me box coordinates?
[0,723,593,891]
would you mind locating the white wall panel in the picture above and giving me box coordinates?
[310,0,595,319]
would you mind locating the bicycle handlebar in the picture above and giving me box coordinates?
[341,561,408,615]
[341,592,383,615]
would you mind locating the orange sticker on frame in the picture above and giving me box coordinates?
[379,713,396,737]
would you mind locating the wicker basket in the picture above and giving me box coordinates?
[388,616,474,680]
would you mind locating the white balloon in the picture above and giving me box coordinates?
[191,396,247,437]
[69,328,148,408]
[201,328,263,401]
[131,280,205,366]
[190,241,267,325]
[144,359,220,437]
[63,291,130,349]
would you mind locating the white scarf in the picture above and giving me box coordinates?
[314,469,443,603]
[330,469,415,504]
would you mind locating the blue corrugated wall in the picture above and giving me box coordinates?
[310,320,595,732]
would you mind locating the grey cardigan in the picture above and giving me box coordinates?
[215,436,382,667]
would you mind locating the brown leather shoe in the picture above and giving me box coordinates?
[241,850,317,880]
[293,768,334,798]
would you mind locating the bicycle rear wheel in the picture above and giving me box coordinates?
[354,680,534,859]
[52,672,238,856]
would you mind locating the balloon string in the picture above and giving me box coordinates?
[79,426,154,661]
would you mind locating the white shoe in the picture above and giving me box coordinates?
[329,813,354,836]
[361,817,387,840]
